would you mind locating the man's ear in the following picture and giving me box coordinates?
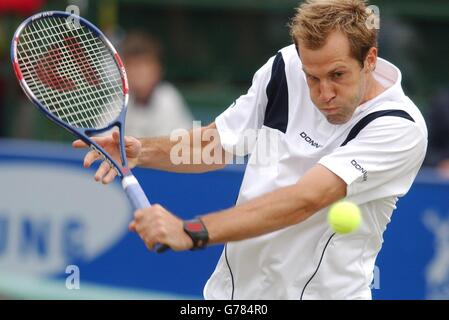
[364,47,378,72]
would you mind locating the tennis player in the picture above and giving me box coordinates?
[74,0,427,299]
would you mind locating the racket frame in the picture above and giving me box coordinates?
[11,10,170,253]
[11,11,130,177]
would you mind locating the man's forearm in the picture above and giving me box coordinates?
[202,184,312,245]
[201,164,347,245]
[136,123,228,173]
[136,135,179,171]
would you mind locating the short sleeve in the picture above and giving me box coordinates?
[215,56,275,156]
[319,117,427,202]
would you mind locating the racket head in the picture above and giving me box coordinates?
[11,11,130,176]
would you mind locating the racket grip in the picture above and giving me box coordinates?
[155,244,170,253]
[122,174,151,209]
[122,174,170,254]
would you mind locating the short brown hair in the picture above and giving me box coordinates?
[290,0,378,66]
[121,31,162,61]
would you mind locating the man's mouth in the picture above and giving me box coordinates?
[321,107,339,114]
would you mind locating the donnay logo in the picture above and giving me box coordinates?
[300,132,322,148]
[0,163,130,275]
[423,210,449,299]
[351,159,368,181]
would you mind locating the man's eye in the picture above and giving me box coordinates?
[333,72,344,79]
[307,75,319,82]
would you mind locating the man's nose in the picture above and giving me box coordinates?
[318,81,336,104]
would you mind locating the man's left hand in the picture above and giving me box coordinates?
[129,204,194,251]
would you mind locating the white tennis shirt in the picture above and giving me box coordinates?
[204,45,427,300]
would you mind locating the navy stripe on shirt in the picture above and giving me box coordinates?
[341,109,415,147]
[264,53,289,133]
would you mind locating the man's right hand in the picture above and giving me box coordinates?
[72,131,142,184]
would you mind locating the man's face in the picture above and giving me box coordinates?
[298,31,370,125]
[125,54,161,103]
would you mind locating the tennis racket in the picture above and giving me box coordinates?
[11,11,169,253]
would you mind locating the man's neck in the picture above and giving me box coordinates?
[361,74,386,105]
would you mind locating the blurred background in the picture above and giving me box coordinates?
[1,0,449,300]
[2,0,449,140]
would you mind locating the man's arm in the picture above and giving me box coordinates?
[203,164,346,244]
[130,164,347,251]
[137,122,229,173]
[73,122,230,183]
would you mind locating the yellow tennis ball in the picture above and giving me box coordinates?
[327,201,361,234]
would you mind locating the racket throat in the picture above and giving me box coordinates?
[89,144,122,177]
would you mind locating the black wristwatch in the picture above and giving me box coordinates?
[183,218,209,250]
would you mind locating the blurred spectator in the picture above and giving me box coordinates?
[425,88,449,178]
[121,31,193,137]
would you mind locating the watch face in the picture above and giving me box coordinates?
[184,219,208,250]
[186,222,203,232]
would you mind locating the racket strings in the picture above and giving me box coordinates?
[40,18,122,128]
[16,16,124,129]
[20,20,107,126]
[27,18,121,126]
